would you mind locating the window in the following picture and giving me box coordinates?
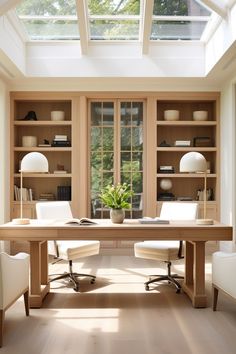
[89,99,144,219]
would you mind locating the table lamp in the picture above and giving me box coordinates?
[12,152,49,225]
[179,151,213,225]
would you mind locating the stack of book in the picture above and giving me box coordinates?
[38,193,55,201]
[158,166,175,173]
[174,140,191,147]
[51,135,71,147]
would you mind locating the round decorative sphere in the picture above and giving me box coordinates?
[160,178,172,191]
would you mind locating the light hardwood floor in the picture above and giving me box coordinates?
[2,249,236,354]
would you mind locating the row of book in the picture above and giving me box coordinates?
[14,185,72,201]
[14,185,33,201]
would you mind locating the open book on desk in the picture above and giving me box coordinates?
[65,218,97,225]
[138,217,169,224]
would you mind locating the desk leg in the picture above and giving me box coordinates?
[29,241,50,308]
[182,241,207,308]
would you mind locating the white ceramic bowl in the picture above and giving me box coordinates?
[193,111,208,121]
[22,136,37,147]
[164,110,180,121]
[51,111,65,121]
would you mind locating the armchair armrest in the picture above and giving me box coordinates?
[0,252,30,309]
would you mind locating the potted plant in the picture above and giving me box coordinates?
[99,183,134,223]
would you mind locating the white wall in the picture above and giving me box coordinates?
[0,78,10,252]
[220,77,236,251]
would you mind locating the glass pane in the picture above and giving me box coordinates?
[121,127,131,150]
[132,127,143,150]
[20,19,79,40]
[91,102,102,126]
[132,194,142,210]
[132,152,143,171]
[102,102,114,126]
[88,0,140,15]
[153,0,211,16]
[17,0,77,16]
[121,172,131,185]
[132,172,143,193]
[103,128,114,150]
[132,102,143,126]
[89,20,139,40]
[91,127,102,150]
[16,0,79,40]
[121,102,131,126]
[91,152,102,172]
[103,153,114,171]
[151,20,207,40]
[91,171,102,194]
[121,152,132,171]
[102,172,113,186]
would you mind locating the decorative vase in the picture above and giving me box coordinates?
[110,209,125,224]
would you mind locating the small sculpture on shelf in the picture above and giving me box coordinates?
[20,111,37,121]
[157,178,175,201]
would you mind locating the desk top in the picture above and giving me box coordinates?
[0,219,232,242]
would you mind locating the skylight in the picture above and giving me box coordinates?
[15,0,216,42]
[16,0,79,40]
[151,0,212,40]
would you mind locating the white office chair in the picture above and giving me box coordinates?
[36,201,100,292]
[0,252,29,347]
[212,251,236,310]
[134,202,198,293]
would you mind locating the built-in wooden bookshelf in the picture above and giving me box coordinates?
[155,94,220,220]
[10,91,220,253]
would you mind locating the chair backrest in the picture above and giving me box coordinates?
[36,201,73,219]
[36,201,73,256]
[160,202,198,221]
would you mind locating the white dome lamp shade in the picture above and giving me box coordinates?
[179,152,213,225]
[12,152,49,225]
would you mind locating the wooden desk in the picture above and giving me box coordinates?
[0,219,232,308]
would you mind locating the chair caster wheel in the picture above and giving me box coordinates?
[145,285,149,291]
[73,285,79,292]
[176,288,181,294]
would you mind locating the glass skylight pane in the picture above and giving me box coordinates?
[20,19,79,40]
[151,20,207,40]
[88,0,140,15]
[90,20,139,40]
[16,0,77,16]
[153,0,211,16]
[16,0,79,40]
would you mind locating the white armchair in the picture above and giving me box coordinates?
[0,252,30,347]
[212,251,236,310]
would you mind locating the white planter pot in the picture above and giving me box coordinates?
[110,209,125,224]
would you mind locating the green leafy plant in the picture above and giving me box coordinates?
[99,183,134,209]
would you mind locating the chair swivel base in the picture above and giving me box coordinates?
[145,274,183,293]
[50,272,96,292]
[49,258,96,292]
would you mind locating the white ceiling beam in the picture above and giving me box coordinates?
[142,0,154,55]
[76,0,88,55]
[200,0,227,18]
[0,0,23,16]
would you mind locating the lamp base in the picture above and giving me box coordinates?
[196,218,214,225]
[12,218,30,225]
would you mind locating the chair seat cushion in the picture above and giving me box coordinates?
[134,241,180,262]
[57,240,100,261]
